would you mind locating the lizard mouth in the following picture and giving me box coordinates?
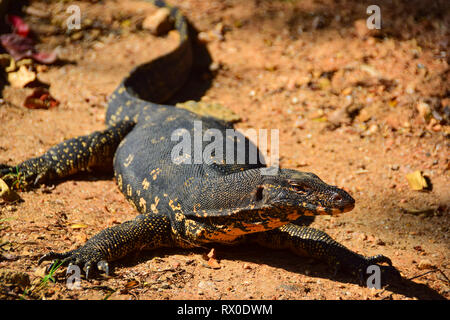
[314,202,355,215]
[300,194,355,216]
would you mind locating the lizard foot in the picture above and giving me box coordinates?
[39,248,110,280]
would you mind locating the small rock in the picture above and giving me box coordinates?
[243,263,252,270]
[142,8,173,36]
[209,61,221,72]
[416,101,431,121]
[357,233,368,241]
[160,282,171,289]
[198,280,215,290]
[365,124,378,136]
[327,106,351,127]
[417,259,435,270]
[197,23,225,43]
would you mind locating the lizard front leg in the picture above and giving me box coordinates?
[39,214,173,278]
[0,120,135,189]
[249,224,400,284]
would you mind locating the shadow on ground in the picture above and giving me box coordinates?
[100,244,447,300]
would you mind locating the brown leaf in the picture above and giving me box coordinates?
[207,258,221,269]
[7,65,36,88]
[24,88,59,109]
[0,178,21,202]
[124,280,139,289]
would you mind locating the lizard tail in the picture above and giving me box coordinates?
[105,0,193,126]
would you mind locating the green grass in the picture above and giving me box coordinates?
[1,166,25,191]
[39,260,64,288]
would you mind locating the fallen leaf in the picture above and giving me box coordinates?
[207,258,221,269]
[7,65,36,88]
[69,223,88,229]
[124,280,139,289]
[0,33,57,64]
[7,15,30,37]
[0,178,21,202]
[406,171,428,191]
[24,88,60,109]
[0,53,15,72]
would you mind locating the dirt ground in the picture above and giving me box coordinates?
[0,0,449,300]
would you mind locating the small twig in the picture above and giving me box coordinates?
[437,269,450,284]
[407,269,438,281]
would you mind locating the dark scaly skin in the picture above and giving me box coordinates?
[0,0,399,283]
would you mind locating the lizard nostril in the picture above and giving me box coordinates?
[331,193,343,202]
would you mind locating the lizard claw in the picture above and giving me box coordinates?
[39,246,110,280]
[97,260,110,276]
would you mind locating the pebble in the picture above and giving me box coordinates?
[417,259,435,270]
[142,8,173,36]
[198,280,216,290]
[209,61,221,72]
[416,101,431,120]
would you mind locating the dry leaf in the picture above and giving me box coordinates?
[124,280,139,289]
[24,87,60,109]
[207,258,221,269]
[406,171,428,191]
[7,65,36,88]
[69,223,88,229]
[0,178,21,202]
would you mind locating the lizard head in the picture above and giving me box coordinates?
[256,168,355,216]
[183,168,355,243]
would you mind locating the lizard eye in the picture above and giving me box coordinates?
[288,180,311,193]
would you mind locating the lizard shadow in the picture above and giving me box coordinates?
[166,22,214,105]
[115,244,446,300]
[111,215,446,300]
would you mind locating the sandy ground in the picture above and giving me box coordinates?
[0,0,449,300]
